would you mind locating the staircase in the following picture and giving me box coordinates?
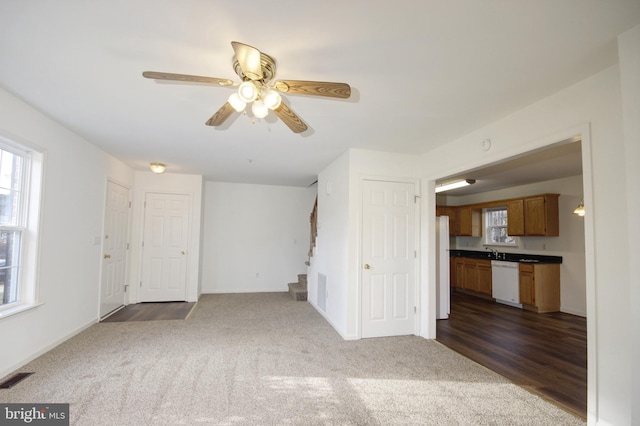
[288,196,316,302]
[288,274,308,301]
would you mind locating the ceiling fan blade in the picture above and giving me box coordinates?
[273,103,308,133]
[143,71,233,86]
[231,41,263,81]
[273,80,351,99]
[205,102,236,126]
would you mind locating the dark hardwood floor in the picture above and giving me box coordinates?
[436,291,587,420]
[101,301,196,322]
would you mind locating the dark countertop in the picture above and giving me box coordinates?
[449,249,562,264]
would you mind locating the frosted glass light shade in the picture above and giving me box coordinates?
[149,162,166,174]
[238,81,258,103]
[228,93,246,112]
[252,100,269,118]
[261,88,282,110]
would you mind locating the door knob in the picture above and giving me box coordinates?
[103,254,111,259]
[364,264,371,269]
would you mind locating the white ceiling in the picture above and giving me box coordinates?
[1,1,639,187]
[436,139,584,196]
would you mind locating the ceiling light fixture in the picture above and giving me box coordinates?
[228,81,283,120]
[149,162,166,174]
[573,199,585,216]
[435,179,476,193]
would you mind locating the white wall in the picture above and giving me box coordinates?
[0,88,133,379]
[128,172,204,303]
[618,24,640,426]
[201,181,316,294]
[308,151,351,337]
[444,175,586,316]
[419,63,631,424]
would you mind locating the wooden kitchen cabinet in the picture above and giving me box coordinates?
[463,258,478,292]
[436,206,458,236]
[507,199,525,235]
[457,206,482,237]
[452,257,465,288]
[507,194,559,236]
[524,195,559,236]
[476,259,492,296]
[519,263,560,313]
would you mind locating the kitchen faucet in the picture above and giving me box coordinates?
[486,247,499,259]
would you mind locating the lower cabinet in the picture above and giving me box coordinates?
[476,260,492,296]
[519,263,560,313]
[452,257,465,289]
[451,257,492,297]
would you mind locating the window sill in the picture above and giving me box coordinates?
[0,302,45,320]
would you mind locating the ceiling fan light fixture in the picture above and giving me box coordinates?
[435,179,475,193]
[238,81,258,103]
[261,87,281,110]
[228,93,246,112]
[149,162,166,174]
[251,99,269,118]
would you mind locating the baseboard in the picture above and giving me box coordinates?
[308,299,358,341]
[0,318,97,380]
[560,307,587,317]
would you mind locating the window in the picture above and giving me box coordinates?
[0,137,43,317]
[484,207,517,246]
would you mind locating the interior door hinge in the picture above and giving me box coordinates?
[129,201,131,208]
[126,242,130,250]
[414,306,417,313]
[139,281,142,287]
[414,250,417,258]
[414,195,420,203]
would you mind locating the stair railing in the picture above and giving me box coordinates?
[309,195,318,258]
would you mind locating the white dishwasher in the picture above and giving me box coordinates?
[491,261,522,308]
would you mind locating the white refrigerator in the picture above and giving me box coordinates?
[436,216,450,320]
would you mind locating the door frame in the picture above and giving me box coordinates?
[98,178,131,318]
[358,175,421,339]
[422,124,595,418]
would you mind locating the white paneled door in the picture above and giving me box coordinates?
[100,181,130,318]
[139,192,190,302]
[361,180,416,338]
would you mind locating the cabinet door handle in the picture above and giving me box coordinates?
[364,264,371,269]
[103,254,111,259]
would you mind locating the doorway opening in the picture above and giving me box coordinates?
[429,128,594,420]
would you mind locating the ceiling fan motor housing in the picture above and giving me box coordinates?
[233,52,277,83]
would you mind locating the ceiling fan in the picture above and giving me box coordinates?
[143,41,351,133]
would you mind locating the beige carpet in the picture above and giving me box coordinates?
[1,293,584,425]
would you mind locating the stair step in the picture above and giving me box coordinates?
[288,282,307,301]
[297,274,307,289]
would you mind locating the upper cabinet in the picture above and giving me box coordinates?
[508,194,559,236]
[507,199,525,235]
[457,206,482,237]
[438,193,560,237]
[436,205,460,236]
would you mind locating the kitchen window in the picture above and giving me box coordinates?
[0,136,43,318]
[484,207,517,246]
